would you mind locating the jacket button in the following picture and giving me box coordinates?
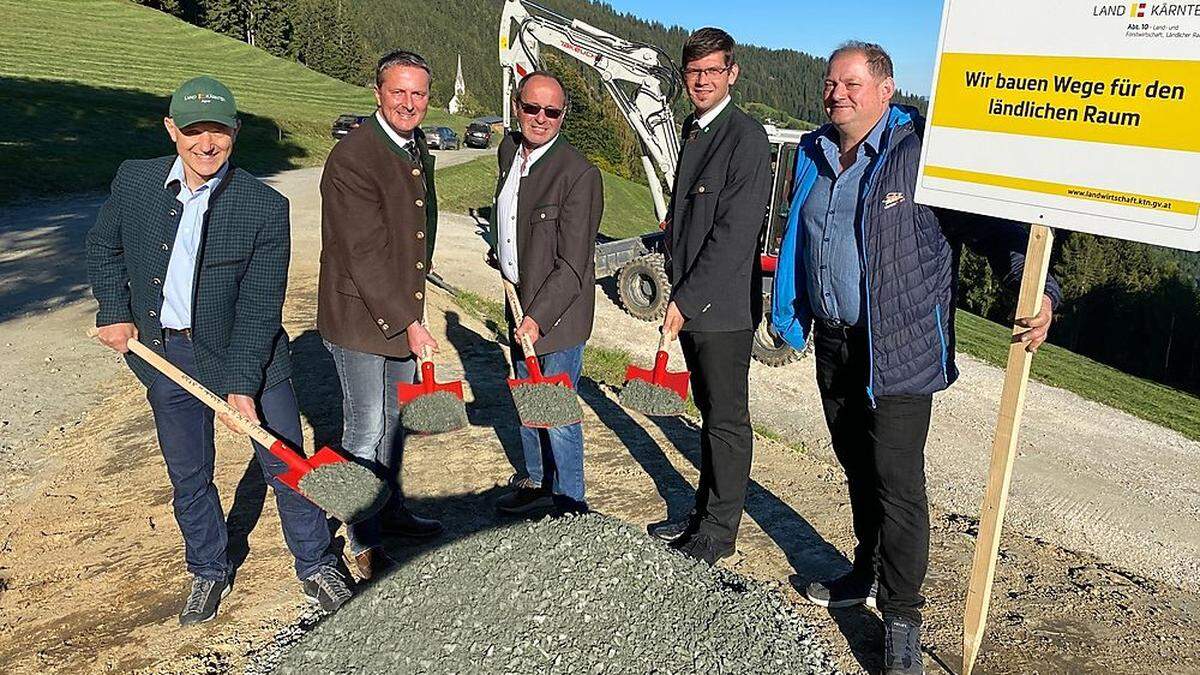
[382,323,390,330]
[377,318,385,325]
[148,310,157,318]
[698,186,706,193]
[152,277,162,285]
[161,243,170,251]
[540,212,546,219]
[415,199,424,207]
[169,209,178,216]
[152,339,162,346]
[416,231,425,239]
[412,168,421,176]
[416,261,425,270]
[414,291,424,300]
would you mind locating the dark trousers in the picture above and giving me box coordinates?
[814,321,932,624]
[679,329,754,547]
[147,331,336,581]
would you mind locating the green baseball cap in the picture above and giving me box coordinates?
[169,76,238,128]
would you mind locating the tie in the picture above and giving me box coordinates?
[402,140,417,157]
[686,121,701,143]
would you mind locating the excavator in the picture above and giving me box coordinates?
[499,0,807,366]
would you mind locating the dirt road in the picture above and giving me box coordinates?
[1,154,1199,674]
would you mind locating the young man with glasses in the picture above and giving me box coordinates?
[647,28,773,565]
[485,71,604,516]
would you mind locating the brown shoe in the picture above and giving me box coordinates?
[346,547,393,581]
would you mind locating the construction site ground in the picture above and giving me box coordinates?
[1,151,1199,674]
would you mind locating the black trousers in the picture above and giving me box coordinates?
[679,329,754,547]
[814,321,932,624]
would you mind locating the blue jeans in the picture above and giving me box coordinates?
[323,339,417,555]
[512,341,586,506]
[146,331,336,581]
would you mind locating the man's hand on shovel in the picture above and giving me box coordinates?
[662,301,685,341]
[219,394,259,434]
[515,316,540,348]
[407,320,439,356]
[96,322,138,353]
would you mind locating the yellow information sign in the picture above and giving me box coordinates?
[915,1,1200,250]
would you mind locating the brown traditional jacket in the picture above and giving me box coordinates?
[487,132,603,355]
[317,115,438,358]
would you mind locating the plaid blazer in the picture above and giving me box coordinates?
[86,156,292,397]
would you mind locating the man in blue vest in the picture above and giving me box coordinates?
[88,76,351,625]
[772,43,1061,675]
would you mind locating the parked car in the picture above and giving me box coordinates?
[464,121,492,148]
[422,126,460,150]
[331,114,369,140]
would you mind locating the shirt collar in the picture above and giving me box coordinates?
[695,95,732,130]
[375,110,416,151]
[518,133,559,173]
[164,155,229,193]
[818,111,889,158]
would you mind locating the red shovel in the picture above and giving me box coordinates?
[624,330,690,402]
[398,345,465,405]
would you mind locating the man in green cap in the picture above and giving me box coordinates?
[87,75,353,625]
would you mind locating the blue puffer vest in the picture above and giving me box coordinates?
[773,105,958,402]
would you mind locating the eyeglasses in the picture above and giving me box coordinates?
[517,100,564,119]
[681,65,733,81]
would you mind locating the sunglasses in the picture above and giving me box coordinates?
[517,100,564,119]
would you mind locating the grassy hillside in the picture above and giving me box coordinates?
[0,0,468,203]
[436,156,657,240]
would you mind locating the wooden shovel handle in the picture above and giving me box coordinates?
[501,278,538,358]
[123,336,280,450]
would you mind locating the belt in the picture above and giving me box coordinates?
[164,327,192,339]
[815,317,863,338]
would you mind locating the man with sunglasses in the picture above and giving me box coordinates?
[486,71,603,516]
[647,28,772,565]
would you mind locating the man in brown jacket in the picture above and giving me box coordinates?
[317,50,443,579]
[486,72,603,515]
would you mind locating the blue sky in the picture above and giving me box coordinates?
[602,0,945,96]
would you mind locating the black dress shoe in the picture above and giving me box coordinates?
[647,514,698,542]
[381,506,444,538]
[671,533,734,565]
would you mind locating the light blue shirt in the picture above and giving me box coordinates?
[160,156,227,329]
[800,113,887,326]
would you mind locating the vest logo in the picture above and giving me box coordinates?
[883,192,906,210]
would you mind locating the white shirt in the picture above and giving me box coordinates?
[695,94,732,131]
[160,157,228,329]
[375,111,415,154]
[496,134,560,284]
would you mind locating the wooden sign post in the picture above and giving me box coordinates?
[915,2,1199,669]
[961,223,1053,674]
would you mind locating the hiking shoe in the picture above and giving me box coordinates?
[671,533,735,565]
[883,615,924,675]
[179,575,230,626]
[495,477,554,514]
[805,572,878,609]
[303,565,354,613]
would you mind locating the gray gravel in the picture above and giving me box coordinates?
[401,390,468,434]
[511,383,583,428]
[274,514,842,675]
[297,461,390,524]
[619,379,685,417]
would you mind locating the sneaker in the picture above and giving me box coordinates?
[179,575,230,626]
[671,533,735,565]
[883,615,924,675]
[647,514,698,543]
[804,572,878,609]
[495,477,554,514]
[303,565,354,613]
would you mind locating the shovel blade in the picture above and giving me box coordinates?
[273,446,345,495]
[399,361,466,404]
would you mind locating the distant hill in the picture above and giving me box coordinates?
[0,0,467,202]
[345,0,928,124]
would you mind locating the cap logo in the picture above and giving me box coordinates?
[183,91,227,104]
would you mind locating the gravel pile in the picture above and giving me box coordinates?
[275,514,842,674]
[619,379,685,417]
[510,383,583,428]
[401,390,468,434]
[297,461,390,524]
